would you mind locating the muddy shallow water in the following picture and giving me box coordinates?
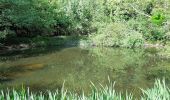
[0,46,170,96]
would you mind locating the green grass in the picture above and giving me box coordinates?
[0,79,169,100]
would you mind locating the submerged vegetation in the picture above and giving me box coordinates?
[0,79,169,100]
[0,0,170,48]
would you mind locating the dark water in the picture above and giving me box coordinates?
[0,46,170,96]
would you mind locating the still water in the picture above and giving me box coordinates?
[0,46,170,95]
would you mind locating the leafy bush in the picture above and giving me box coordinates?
[90,23,125,47]
[90,23,144,48]
[122,30,144,48]
[0,0,97,37]
[1,0,52,36]
[0,29,9,39]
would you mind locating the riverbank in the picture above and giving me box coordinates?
[0,36,168,48]
[0,36,169,59]
[0,36,89,52]
[1,36,170,60]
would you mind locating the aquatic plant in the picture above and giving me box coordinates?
[0,79,169,100]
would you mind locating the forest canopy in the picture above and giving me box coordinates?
[0,0,170,47]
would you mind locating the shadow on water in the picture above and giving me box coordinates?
[0,45,72,83]
[0,36,82,61]
[0,47,62,61]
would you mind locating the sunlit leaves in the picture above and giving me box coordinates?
[151,12,165,25]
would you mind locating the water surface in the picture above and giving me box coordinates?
[0,46,170,96]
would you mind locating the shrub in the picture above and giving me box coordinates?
[122,30,144,48]
[1,0,56,36]
[0,29,9,39]
[90,23,144,48]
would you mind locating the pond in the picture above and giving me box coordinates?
[0,46,170,96]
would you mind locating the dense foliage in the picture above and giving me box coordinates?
[0,0,170,47]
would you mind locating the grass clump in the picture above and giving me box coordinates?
[141,79,170,100]
[0,79,169,100]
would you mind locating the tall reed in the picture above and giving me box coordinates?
[0,79,169,100]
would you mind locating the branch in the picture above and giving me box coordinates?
[129,4,151,18]
[0,3,12,9]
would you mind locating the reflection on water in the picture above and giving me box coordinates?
[0,47,170,96]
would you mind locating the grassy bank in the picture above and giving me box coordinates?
[0,79,169,100]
